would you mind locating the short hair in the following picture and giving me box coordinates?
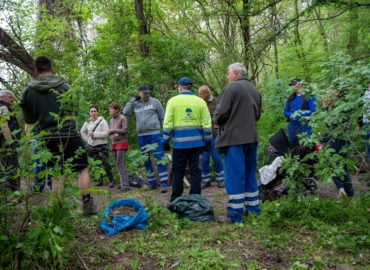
[228,63,247,76]
[180,85,192,90]
[109,102,120,111]
[89,105,98,111]
[35,56,53,73]
[0,90,14,97]
[198,85,210,92]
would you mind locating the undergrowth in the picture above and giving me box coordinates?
[71,194,369,270]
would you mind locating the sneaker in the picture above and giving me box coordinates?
[142,185,156,191]
[108,182,114,188]
[217,181,225,188]
[160,186,168,193]
[201,181,211,189]
[338,188,348,198]
[82,197,98,217]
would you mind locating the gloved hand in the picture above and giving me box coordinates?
[204,141,211,152]
[131,96,141,102]
[162,142,171,152]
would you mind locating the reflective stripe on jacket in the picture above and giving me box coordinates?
[163,91,212,149]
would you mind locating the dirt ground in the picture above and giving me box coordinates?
[21,171,369,269]
[95,173,369,208]
[77,172,368,270]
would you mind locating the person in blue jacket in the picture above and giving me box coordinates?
[284,78,316,147]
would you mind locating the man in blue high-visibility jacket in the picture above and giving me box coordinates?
[163,77,212,202]
[284,78,316,147]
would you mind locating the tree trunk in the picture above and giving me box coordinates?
[314,8,329,53]
[134,0,150,58]
[0,27,36,77]
[293,0,310,80]
[240,0,252,78]
[271,0,279,79]
[37,0,76,48]
[346,9,359,55]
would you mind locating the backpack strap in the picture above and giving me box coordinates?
[92,118,103,132]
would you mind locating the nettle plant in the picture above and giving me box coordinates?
[0,131,77,269]
[281,53,369,187]
[0,83,102,269]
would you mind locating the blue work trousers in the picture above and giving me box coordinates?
[138,134,168,187]
[202,138,224,184]
[224,143,260,223]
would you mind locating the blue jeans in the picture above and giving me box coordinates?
[32,141,52,192]
[201,138,224,183]
[288,122,312,147]
[224,143,260,223]
[138,134,168,187]
[330,140,354,196]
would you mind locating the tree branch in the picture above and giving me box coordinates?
[0,27,35,76]
[319,0,370,8]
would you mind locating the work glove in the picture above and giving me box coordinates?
[130,96,141,102]
[203,141,211,152]
[162,142,171,152]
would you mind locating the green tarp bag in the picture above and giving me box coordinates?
[168,194,215,222]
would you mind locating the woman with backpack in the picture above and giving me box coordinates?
[81,105,114,187]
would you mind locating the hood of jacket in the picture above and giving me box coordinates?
[28,75,66,92]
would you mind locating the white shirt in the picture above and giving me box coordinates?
[80,116,109,146]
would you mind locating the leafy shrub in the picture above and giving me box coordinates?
[260,195,370,252]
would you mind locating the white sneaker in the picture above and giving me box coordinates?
[338,188,348,198]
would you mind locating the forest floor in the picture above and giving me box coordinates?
[64,171,370,270]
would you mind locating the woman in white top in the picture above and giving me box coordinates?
[81,106,114,187]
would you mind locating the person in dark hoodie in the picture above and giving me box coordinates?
[214,63,261,223]
[20,56,97,217]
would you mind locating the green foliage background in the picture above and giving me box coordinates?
[0,0,369,268]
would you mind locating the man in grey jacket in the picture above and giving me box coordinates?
[214,63,261,223]
[123,85,168,192]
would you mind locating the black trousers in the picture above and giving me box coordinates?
[0,147,20,191]
[171,147,203,202]
[88,144,114,183]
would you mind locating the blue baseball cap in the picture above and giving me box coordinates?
[177,77,192,87]
[138,85,151,92]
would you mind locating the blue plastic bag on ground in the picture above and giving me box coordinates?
[99,198,148,236]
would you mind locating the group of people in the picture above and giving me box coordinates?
[0,56,261,223]
[1,55,368,222]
